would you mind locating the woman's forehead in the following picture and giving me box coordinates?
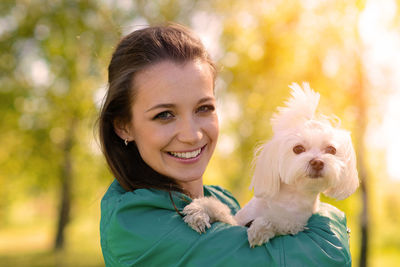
[132,60,215,106]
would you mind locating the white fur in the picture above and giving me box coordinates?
[183,83,359,247]
[183,197,238,233]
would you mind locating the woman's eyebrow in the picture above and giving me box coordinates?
[145,103,175,113]
[145,97,214,113]
[198,97,215,104]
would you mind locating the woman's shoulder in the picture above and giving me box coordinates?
[316,202,346,220]
[99,181,240,236]
[101,180,184,215]
[204,185,241,214]
[100,181,193,266]
[309,202,347,233]
[101,181,240,210]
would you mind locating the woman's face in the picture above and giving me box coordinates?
[124,60,218,192]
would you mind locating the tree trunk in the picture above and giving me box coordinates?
[359,174,369,267]
[353,60,369,267]
[356,129,369,267]
[54,119,76,250]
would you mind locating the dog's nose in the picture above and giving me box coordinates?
[310,159,324,171]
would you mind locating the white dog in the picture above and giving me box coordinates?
[183,83,359,247]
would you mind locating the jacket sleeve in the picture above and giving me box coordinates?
[101,189,351,267]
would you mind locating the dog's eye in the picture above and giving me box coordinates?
[325,146,336,155]
[293,145,306,154]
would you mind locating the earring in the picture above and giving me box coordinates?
[124,139,129,146]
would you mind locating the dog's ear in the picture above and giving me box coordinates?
[250,139,281,198]
[324,133,359,200]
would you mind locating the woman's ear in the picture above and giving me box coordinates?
[113,118,134,142]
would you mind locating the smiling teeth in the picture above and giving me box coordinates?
[170,148,202,159]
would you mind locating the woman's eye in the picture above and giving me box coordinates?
[197,105,215,113]
[153,111,174,120]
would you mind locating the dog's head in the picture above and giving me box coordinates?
[250,83,359,200]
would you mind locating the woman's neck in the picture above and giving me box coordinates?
[178,179,204,198]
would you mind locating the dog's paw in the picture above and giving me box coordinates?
[247,218,276,248]
[182,203,211,233]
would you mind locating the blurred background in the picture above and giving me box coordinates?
[1,0,400,266]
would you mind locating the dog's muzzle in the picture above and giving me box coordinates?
[309,158,324,178]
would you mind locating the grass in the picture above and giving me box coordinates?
[0,250,103,267]
[0,196,104,267]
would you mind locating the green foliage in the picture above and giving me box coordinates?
[1,0,400,266]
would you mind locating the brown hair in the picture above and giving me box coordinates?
[98,23,216,193]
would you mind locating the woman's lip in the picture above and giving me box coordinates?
[165,145,207,162]
[167,145,206,154]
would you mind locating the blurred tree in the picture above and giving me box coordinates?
[0,0,131,250]
[0,0,219,252]
[353,3,369,265]
[353,54,369,267]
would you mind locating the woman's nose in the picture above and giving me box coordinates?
[177,117,202,144]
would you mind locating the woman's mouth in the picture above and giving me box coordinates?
[167,145,206,160]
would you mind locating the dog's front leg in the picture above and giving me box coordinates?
[247,216,276,247]
[183,201,211,233]
[183,197,236,233]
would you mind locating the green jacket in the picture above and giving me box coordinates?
[100,180,351,267]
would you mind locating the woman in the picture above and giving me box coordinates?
[99,23,351,266]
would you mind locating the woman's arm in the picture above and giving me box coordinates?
[273,203,351,266]
[100,186,351,267]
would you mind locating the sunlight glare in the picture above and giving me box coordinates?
[360,0,400,180]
